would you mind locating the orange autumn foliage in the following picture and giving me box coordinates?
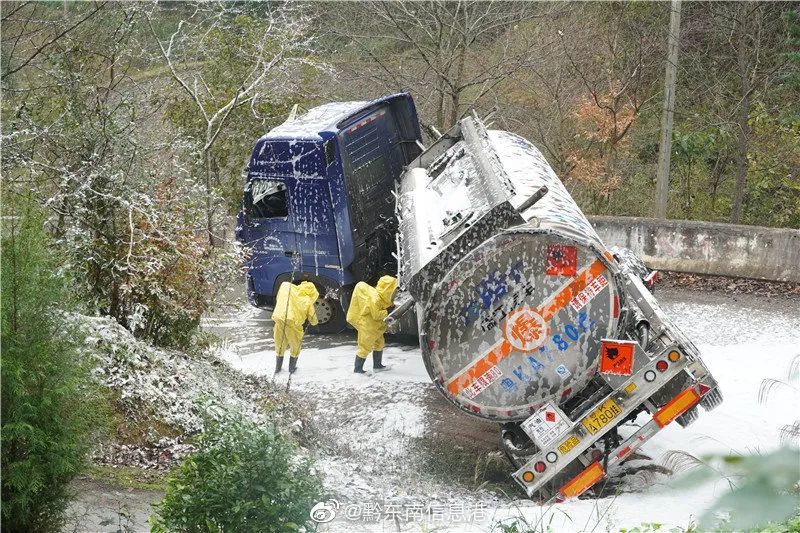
[562,86,637,197]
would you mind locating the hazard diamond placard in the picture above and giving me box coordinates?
[600,339,635,376]
[520,401,571,449]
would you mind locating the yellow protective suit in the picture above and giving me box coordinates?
[272,281,319,357]
[346,275,398,358]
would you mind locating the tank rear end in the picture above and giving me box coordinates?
[422,228,621,421]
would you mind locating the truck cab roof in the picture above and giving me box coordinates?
[263,93,412,141]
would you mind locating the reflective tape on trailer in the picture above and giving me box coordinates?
[653,386,701,427]
[347,109,386,133]
[559,461,605,499]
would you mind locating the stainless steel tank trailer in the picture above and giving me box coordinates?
[388,115,723,501]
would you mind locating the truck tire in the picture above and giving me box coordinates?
[307,291,347,334]
[253,293,273,309]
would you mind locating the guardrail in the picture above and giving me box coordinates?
[589,216,800,283]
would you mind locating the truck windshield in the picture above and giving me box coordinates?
[249,179,288,219]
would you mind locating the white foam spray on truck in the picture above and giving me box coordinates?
[388,114,723,500]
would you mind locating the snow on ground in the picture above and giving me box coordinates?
[202,288,799,532]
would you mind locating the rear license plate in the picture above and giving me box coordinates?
[582,398,622,435]
[558,435,580,454]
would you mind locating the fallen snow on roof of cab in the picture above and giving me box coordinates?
[265,101,369,140]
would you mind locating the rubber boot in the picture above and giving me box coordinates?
[289,356,298,374]
[373,350,387,371]
[275,356,284,374]
[354,355,367,374]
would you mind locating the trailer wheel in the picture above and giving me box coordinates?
[307,290,347,334]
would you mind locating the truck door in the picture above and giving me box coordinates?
[341,109,393,236]
[291,176,340,277]
[245,178,299,295]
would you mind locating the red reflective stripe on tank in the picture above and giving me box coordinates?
[446,259,607,397]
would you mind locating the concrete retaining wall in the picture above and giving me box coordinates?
[588,216,800,283]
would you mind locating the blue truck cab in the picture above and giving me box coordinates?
[236,93,422,332]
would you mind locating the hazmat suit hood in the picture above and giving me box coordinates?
[296,281,319,306]
[272,281,319,327]
[375,275,398,310]
[346,275,398,356]
[346,276,397,334]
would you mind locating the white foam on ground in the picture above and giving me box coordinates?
[211,294,799,532]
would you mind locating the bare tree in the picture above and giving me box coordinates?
[1,1,107,80]
[680,2,790,224]
[145,2,317,244]
[1,2,240,342]
[553,3,666,212]
[327,0,552,135]
[724,3,777,225]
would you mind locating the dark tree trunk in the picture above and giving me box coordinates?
[204,150,215,246]
[731,6,751,224]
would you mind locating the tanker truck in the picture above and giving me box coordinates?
[390,115,723,500]
[236,93,422,332]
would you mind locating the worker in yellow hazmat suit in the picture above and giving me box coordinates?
[272,281,319,374]
[346,275,398,373]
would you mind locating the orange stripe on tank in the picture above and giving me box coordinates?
[447,341,513,395]
[541,259,607,322]
[447,259,607,397]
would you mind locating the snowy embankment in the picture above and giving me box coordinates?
[74,314,269,437]
[207,288,799,532]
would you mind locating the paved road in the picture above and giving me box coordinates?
[65,478,162,533]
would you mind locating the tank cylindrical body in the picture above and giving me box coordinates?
[398,123,623,421]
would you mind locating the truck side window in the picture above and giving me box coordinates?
[250,180,288,219]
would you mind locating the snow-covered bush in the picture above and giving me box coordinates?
[1,3,241,349]
[74,314,265,436]
[46,131,240,348]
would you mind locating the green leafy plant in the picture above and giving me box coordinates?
[619,522,679,533]
[150,413,322,532]
[673,447,800,531]
[1,201,109,532]
[783,9,800,90]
